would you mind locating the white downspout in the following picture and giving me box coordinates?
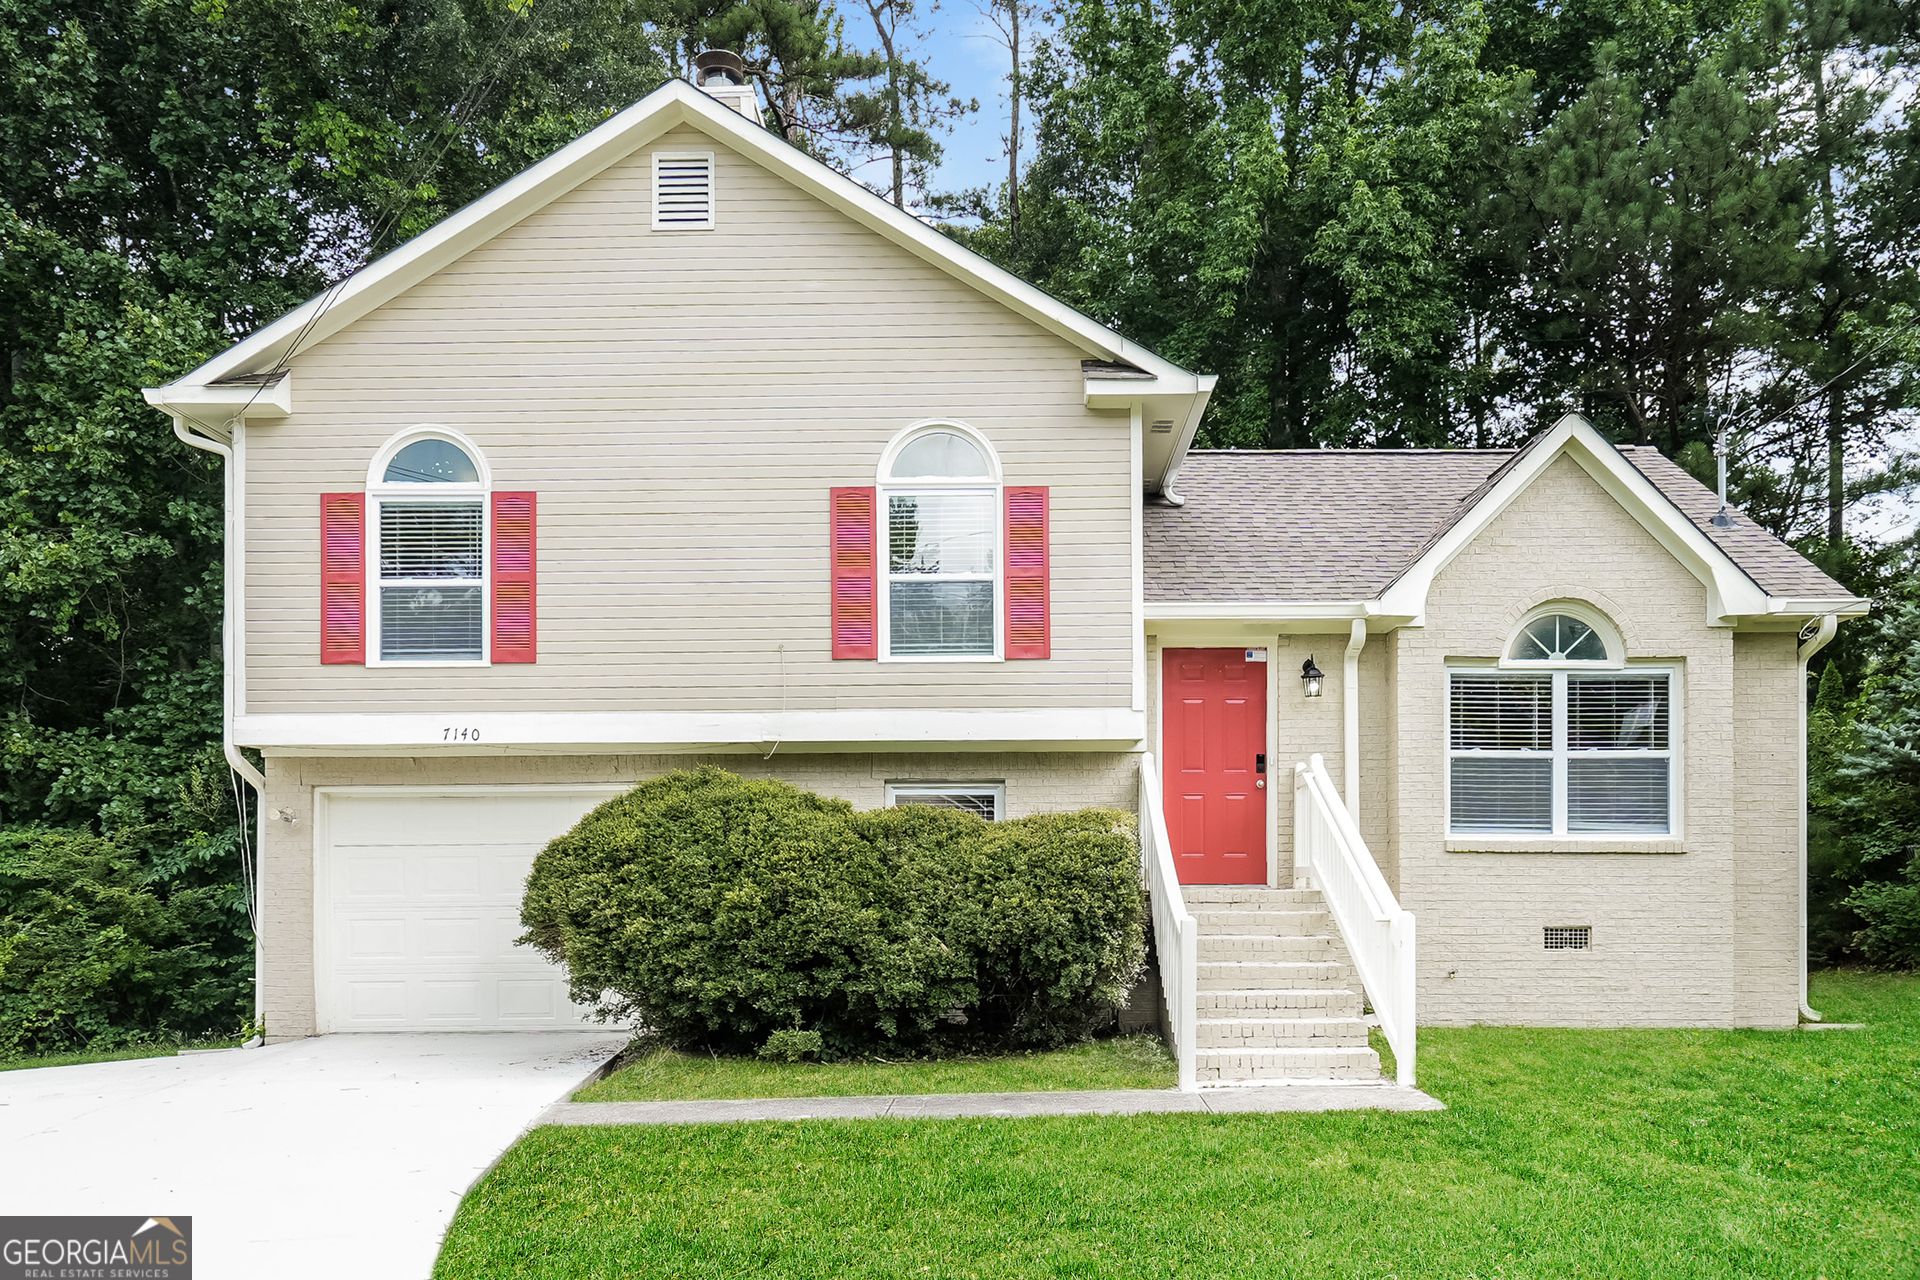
[1796,614,1838,1023]
[172,418,266,1032]
[1343,618,1366,818]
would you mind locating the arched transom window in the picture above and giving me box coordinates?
[878,424,1001,659]
[1508,613,1609,663]
[368,430,489,663]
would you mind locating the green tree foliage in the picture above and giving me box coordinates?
[0,822,251,1056]
[1,0,681,1045]
[1816,586,1920,965]
[520,769,1145,1054]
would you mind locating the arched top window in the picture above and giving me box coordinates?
[880,422,1000,484]
[369,428,489,489]
[876,421,1001,659]
[366,428,490,664]
[385,437,480,483]
[1503,605,1622,667]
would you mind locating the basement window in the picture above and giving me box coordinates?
[1544,926,1592,950]
[652,152,715,229]
[885,784,1004,821]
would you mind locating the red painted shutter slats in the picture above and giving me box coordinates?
[830,486,878,659]
[491,491,537,663]
[319,492,366,664]
[1004,486,1050,660]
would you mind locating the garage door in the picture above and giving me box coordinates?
[318,788,623,1032]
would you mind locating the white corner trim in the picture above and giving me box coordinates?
[236,707,1147,753]
[146,82,1199,405]
[1377,414,1774,625]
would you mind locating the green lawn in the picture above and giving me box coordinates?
[436,971,1919,1279]
[0,1043,184,1072]
[575,1035,1177,1101]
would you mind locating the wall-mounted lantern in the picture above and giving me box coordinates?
[1301,655,1325,699]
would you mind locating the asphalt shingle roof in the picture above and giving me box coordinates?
[1144,445,1851,603]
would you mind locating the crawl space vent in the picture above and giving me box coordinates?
[653,152,715,229]
[1544,925,1592,950]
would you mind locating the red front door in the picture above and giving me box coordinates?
[1163,648,1268,884]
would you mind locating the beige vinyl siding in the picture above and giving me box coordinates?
[243,124,1134,716]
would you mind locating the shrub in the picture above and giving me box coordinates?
[520,768,1144,1055]
[1844,865,1920,968]
[0,827,252,1058]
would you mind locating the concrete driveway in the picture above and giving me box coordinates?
[0,1032,627,1279]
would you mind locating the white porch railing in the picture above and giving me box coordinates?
[1138,753,1198,1091]
[1294,753,1417,1087]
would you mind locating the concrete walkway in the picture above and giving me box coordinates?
[542,1083,1445,1125]
[0,1032,626,1280]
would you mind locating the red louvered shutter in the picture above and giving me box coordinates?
[491,492,537,663]
[830,486,878,659]
[319,492,366,664]
[1004,486,1050,659]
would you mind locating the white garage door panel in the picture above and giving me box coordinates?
[320,789,619,1032]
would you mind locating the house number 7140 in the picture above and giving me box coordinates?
[442,727,482,742]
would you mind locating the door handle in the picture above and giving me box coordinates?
[1256,779,1265,789]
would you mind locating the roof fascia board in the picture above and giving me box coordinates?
[142,374,292,421]
[159,82,1198,395]
[1376,414,1773,625]
[1145,601,1406,625]
[1156,374,1217,495]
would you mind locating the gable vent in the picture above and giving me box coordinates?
[1150,420,1175,434]
[653,152,715,230]
[1544,925,1592,950]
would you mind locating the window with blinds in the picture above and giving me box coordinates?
[885,489,997,657]
[378,501,485,660]
[1449,671,1673,835]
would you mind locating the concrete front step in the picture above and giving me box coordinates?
[1190,908,1331,935]
[1198,961,1350,989]
[1195,1017,1372,1049]
[1182,886,1321,907]
[1196,1046,1383,1083]
[1197,988,1365,1016]
[1198,933,1340,962]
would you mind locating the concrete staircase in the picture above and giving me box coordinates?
[1186,886,1383,1085]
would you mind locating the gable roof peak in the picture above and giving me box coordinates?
[147,79,1202,406]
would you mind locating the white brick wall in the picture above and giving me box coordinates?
[1387,454,1797,1028]
[259,749,1138,1038]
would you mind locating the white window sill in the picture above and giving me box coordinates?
[1445,838,1687,856]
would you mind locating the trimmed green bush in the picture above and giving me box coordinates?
[0,828,252,1058]
[519,768,1144,1055]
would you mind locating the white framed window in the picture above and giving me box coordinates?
[1501,604,1623,668]
[366,429,489,665]
[885,783,1005,821]
[878,422,1001,661]
[652,151,715,229]
[1447,668,1677,835]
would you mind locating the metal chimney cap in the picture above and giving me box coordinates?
[693,50,747,87]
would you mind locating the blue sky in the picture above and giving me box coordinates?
[840,3,1036,204]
